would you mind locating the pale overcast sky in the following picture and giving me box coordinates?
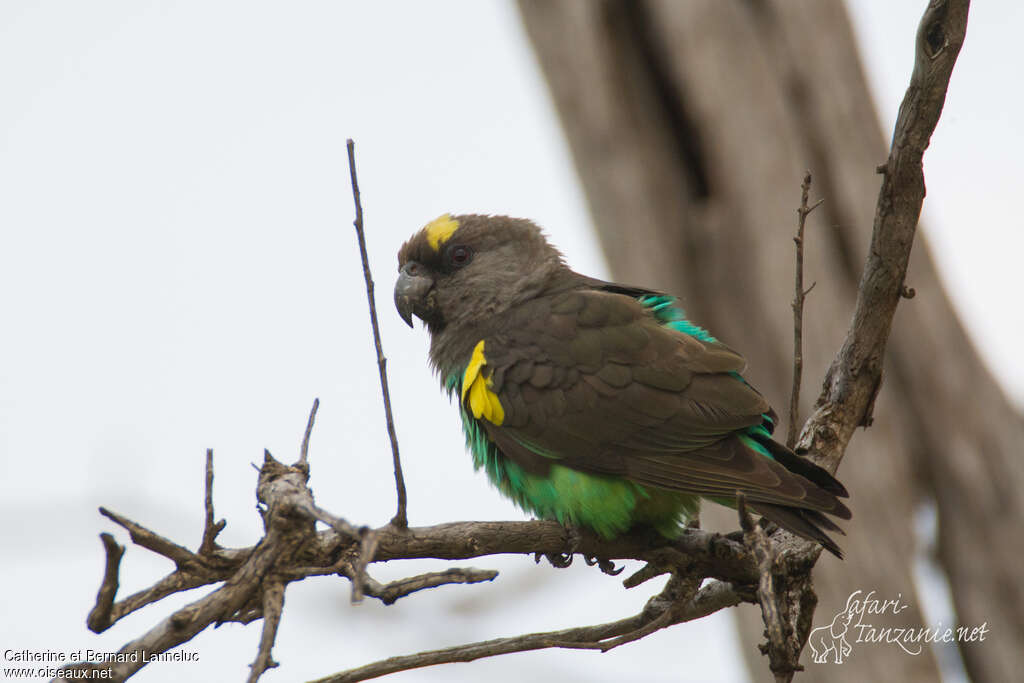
[0,2,1019,682]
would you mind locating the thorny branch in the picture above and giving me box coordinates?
[65,2,969,679]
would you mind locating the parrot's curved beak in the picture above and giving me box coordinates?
[394,262,435,327]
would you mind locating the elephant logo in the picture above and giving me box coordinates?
[808,591,860,664]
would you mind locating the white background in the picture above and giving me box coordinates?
[1,2,1019,682]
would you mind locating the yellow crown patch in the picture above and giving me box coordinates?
[425,214,460,252]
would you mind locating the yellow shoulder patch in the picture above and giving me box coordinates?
[424,213,460,252]
[461,340,505,425]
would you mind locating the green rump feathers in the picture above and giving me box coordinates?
[446,363,699,540]
[396,214,851,557]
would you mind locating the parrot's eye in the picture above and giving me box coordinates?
[446,244,473,269]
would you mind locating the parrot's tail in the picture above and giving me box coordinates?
[748,501,846,558]
[745,436,850,558]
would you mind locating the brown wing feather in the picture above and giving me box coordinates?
[483,288,849,527]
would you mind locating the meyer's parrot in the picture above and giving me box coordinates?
[394,214,850,557]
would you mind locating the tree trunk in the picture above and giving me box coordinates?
[517,1,1022,681]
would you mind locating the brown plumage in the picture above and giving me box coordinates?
[396,214,850,556]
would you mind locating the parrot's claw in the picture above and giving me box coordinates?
[584,555,624,576]
[534,523,586,569]
[536,551,574,568]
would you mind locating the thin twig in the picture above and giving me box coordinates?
[786,172,823,449]
[346,138,408,529]
[311,615,644,683]
[200,449,225,554]
[299,398,319,468]
[347,567,499,606]
[553,571,701,652]
[550,609,676,652]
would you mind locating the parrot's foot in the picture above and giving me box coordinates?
[535,523,583,569]
[533,525,623,575]
[536,551,574,568]
[726,518,777,543]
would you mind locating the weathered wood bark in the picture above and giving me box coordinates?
[517,1,1022,681]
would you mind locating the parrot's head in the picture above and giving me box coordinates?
[395,214,566,334]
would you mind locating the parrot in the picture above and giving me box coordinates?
[394,213,850,557]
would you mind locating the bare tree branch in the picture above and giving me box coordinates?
[68,442,764,681]
[786,172,822,449]
[311,578,745,683]
[105,571,223,628]
[299,398,319,469]
[247,578,285,683]
[550,572,701,653]
[355,567,499,606]
[346,138,408,529]
[368,520,758,585]
[200,448,226,554]
[99,506,205,570]
[804,0,970,465]
[737,493,804,683]
[63,456,318,682]
[85,533,124,633]
[756,0,971,676]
